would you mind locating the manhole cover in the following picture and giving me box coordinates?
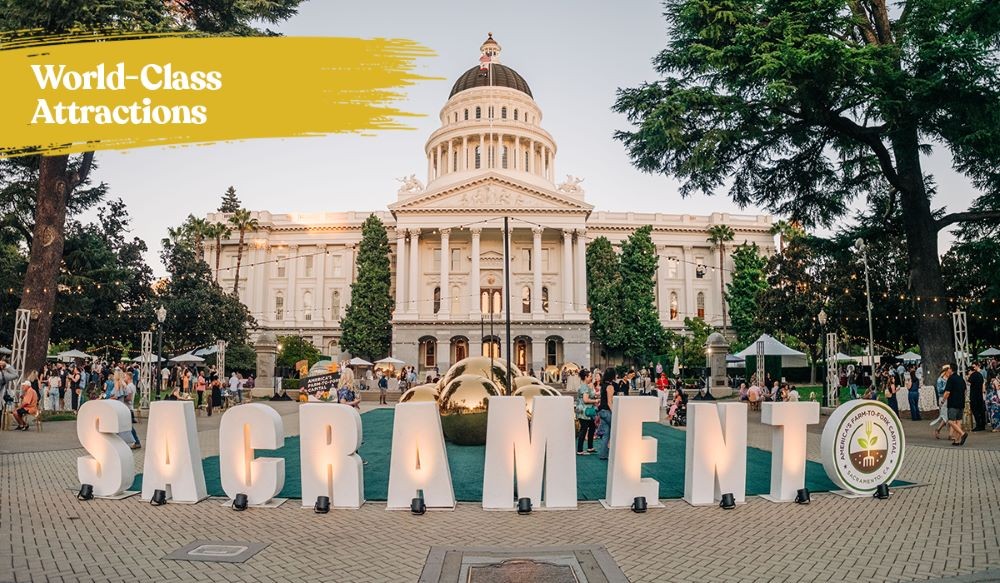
[165,541,268,563]
[419,546,627,583]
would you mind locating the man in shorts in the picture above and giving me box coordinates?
[941,364,968,446]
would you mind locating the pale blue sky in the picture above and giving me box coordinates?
[86,0,975,274]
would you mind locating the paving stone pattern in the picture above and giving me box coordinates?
[1,403,999,582]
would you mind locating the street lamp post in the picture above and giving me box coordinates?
[818,308,828,406]
[156,305,166,399]
[853,238,876,375]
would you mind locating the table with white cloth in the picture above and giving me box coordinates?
[896,386,938,412]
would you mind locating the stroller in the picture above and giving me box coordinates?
[670,399,687,427]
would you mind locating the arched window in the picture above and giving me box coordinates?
[274,292,284,320]
[420,337,436,368]
[482,336,501,358]
[451,336,468,364]
[514,109,519,121]
[501,106,507,119]
[475,106,481,119]
[332,290,341,321]
[453,150,458,172]
[542,286,549,313]
[669,292,679,320]
[454,112,458,122]
[464,109,469,120]
[697,292,706,319]
[524,151,529,170]
[521,286,531,313]
[492,290,502,314]
[501,145,509,169]
[433,286,441,314]
[545,336,563,367]
[514,337,528,369]
[475,145,481,169]
[302,291,313,321]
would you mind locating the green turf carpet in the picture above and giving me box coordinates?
[131,408,882,500]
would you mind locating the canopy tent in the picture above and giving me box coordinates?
[57,349,92,361]
[726,354,745,369]
[132,353,165,364]
[820,352,860,363]
[979,347,1000,357]
[0,347,11,355]
[734,334,808,367]
[375,357,406,365]
[170,353,205,364]
[193,346,218,356]
[896,351,921,362]
[348,357,373,367]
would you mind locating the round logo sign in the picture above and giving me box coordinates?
[820,400,905,494]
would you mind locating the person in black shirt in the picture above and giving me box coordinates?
[968,362,987,431]
[941,364,968,446]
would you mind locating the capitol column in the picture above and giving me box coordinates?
[469,227,481,319]
[462,136,468,171]
[531,227,543,317]
[562,230,574,315]
[315,244,327,322]
[395,229,407,316]
[574,230,587,312]
[656,245,669,322]
[682,245,695,317]
[408,229,421,316]
[528,139,535,174]
[439,229,451,318]
[286,244,298,325]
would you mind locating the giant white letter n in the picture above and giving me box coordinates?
[684,402,747,505]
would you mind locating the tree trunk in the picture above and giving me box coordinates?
[232,230,245,295]
[18,155,71,375]
[719,245,728,332]
[892,128,952,384]
[214,236,222,281]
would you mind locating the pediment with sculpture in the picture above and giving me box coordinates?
[389,174,593,214]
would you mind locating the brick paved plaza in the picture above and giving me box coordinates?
[2,401,999,583]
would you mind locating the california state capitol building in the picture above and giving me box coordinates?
[206,34,775,375]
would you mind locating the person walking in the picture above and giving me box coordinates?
[906,367,922,421]
[230,372,241,404]
[575,369,597,455]
[941,364,968,446]
[968,362,987,432]
[885,376,899,416]
[195,371,207,410]
[597,372,614,460]
[987,377,1000,432]
[377,370,388,405]
[208,375,222,416]
[119,371,141,449]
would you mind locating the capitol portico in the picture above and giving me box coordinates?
[207,34,775,374]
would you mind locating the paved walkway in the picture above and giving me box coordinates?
[2,401,999,582]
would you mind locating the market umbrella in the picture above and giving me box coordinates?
[672,356,680,376]
[348,357,373,367]
[978,347,1000,357]
[0,347,11,355]
[132,353,165,364]
[170,353,206,364]
[896,351,921,362]
[57,349,92,361]
[375,357,405,366]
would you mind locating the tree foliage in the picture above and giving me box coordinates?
[276,335,321,369]
[218,186,241,213]
[727,243,767,347]
[618,226,666,362]
[586,236,623,352]
[340,215,393,360]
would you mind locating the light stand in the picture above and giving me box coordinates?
[156,305,166,399]
[853,239,876,379]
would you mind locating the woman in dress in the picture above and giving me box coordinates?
[987,377,1000,432]
[907,368,922,421]
[885,375,899,416]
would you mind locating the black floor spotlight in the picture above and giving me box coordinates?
[150,489,168,506]
[719,493,737,510]
[517,497,532,515]
[77,484,94,501]
[795,488,811,505]
[411,490,426,515]
[232,493,249,511]
[314,495,331,514]
[874,483,891,500]
[631,496,648,513]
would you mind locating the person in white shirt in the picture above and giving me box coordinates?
[230,372,242,403]
[160,366,170,397]
[787,386,800,401]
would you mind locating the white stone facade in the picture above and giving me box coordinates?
[206,35,774,374]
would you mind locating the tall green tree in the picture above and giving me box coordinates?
[586,236,623,358]
[727,243,767,346]
[1,0,304,375]
[218,186,241,213]
[707,224,735,332]
[340,215,393,361]
[277,335,322,370]
[227,208,259,295]
[618,226,666,363]
[205,221,232,281]
[614,0,1000,377]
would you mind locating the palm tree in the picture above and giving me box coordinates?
[707,224,735,332]
[184,215,210,259]
[205,221,232,282]
[769,219,803,253]
[228,209,259,296]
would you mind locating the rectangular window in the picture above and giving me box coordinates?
[542,249,550,271]
[695,256,706,279]
[451,248,461,272]
[332,255,343,278]
[667,257,678,279]
[276,256,287,278]
[275,295,284,320]
[432,248,441,271]
[522,248,532,270]
[304,255,314,278]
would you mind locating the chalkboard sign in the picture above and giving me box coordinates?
[298,372,339,393]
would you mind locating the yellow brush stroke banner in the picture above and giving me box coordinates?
[0,34,437,157]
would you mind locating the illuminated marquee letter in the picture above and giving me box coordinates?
[387,402,455,510]
[482,396,576,509]
[219,403,285,505]
[684,402,747,506]
[605,396,660,508]
[141,401,207,503]
[299,403,364,508]
[77,400,135,497]
[761,402,820,502]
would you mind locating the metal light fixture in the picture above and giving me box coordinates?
[817,309,827,327]
[314,495,330,514]
[517,497,532,515]
[874,483,890,500]
[795,488,811,505]
[719,493,736,510]
[410,490,426,515]
[232,493,249,511]
[77,484,94,501]
[150,489,167,506]
[631,496,648,513]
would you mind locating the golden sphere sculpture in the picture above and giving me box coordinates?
[511,384,551,418]
[438,374,501,445]
[399,383,440,404]
[513,375,538,390]
[440,356,521,396]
